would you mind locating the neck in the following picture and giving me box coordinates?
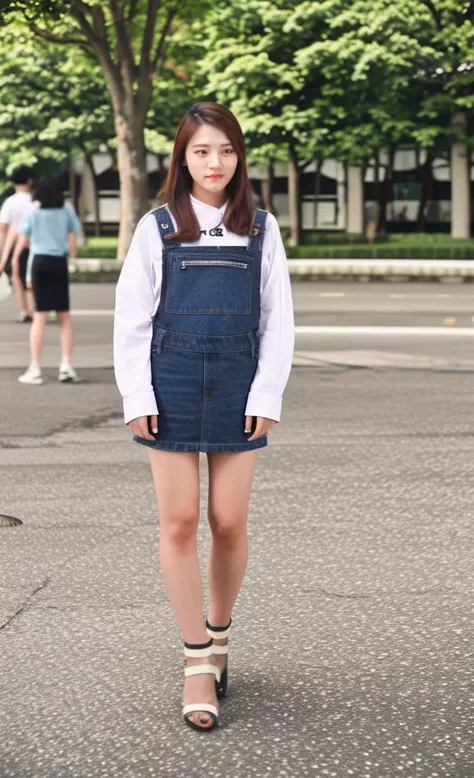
[15,185,30,194]
[191,184,227,209]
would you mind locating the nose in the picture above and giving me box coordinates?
[208,152,221,170]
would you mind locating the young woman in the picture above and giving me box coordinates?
[114,103,294,732]
[13,176,81,385]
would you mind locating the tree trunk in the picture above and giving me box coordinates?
[261,161,274,214]
[347,165,364,233]
[416,151,434,232]
[84,153,101,237]
[451,113,471,239]
[68,154,78,212]
[115,110,149,262]
[314,157,323,227]
[377,147,395,233]
[288,156,301,246]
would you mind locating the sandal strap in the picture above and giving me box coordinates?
[183,703,218,718]
[184,638,214,658]
[184,664,220,680]
[213,645,229,655]
[205,618,232,640]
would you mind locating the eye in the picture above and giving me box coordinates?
[223,148,234,155]
[195,150,207,156]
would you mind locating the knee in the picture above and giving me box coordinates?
[162,509,199,550]
[208,510,246,549]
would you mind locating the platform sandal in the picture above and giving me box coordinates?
[206,618,232,699]
[183,638,220,732]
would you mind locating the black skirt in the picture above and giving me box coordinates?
[31,254,69,312]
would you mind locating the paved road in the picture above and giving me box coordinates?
[1,280,473,778]
[1,280,474,369]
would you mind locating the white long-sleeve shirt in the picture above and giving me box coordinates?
[114,195,294,425]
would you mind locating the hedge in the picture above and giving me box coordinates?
[286,244,474,260]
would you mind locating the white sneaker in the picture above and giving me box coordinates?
[18,366,43,385]
[58,364,80,383]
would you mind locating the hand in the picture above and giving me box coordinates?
[245,415,278,441]
[26,280,32,290]
[128,414,158,441]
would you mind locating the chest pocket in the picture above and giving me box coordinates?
[165,254,253,315]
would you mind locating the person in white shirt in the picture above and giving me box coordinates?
[0,166,34,322]
[114,102,294,732]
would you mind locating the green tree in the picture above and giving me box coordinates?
[199,0,336,245]
[2,0,211,259]
[298,0,474,235]
[0,23,114,234]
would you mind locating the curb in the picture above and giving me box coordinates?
[71,257,474,281]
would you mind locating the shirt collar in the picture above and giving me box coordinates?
[190,194,228,216]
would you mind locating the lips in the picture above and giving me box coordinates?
[207,175,224,180]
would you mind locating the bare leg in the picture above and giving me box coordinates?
[148,449,218,728]
[26,289,35,316]
[56,311,73,363]
[206,450,258,670]
[29,311,49,365]
[12,275,31,317]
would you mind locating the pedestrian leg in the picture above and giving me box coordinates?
[148,449,218,729]
[56,311,73,364]
[206,450,258,681]
[29,311,49,365]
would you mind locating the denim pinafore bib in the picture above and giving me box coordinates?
[134,204,268,453]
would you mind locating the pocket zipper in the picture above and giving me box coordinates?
[180,260,248,270]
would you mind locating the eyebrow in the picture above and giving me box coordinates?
[191,143,233,148]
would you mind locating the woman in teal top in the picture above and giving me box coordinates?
[12,175,82,386]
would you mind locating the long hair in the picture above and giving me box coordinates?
[34,176,64,208]
[159,103,255,242]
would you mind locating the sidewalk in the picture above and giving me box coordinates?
[71,257,474,281]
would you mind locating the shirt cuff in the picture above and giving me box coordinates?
[245,391,282,423]
[123,390,158,425]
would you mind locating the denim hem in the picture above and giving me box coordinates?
[133,435,267,453]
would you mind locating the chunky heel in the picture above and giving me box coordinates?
[206,619,232,698]
[183,638,220,732]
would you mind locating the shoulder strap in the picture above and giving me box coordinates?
[247,209,268,253]
[151,205,179,244]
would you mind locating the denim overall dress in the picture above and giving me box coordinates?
[134,204,268,453]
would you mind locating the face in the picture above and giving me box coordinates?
[184,123,238,205]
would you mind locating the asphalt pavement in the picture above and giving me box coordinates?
[1,281,473,778]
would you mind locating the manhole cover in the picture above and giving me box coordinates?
[0,514,23,527]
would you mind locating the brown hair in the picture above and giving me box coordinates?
[159,102,255,242]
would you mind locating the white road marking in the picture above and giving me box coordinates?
[318,292,345,297]
[389,293,452,299]
[68,312,474,337]
[295,326,474,336]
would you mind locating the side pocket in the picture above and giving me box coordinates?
[151,326,166,355]
[247,331,260,361]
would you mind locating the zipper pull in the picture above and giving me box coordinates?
[181,261,187,270]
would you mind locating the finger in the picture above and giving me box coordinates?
[150,414,158,435]
[244,415,253,434]
[247,417,265,441]
[139,418,155,440]
[131,418,154,440]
